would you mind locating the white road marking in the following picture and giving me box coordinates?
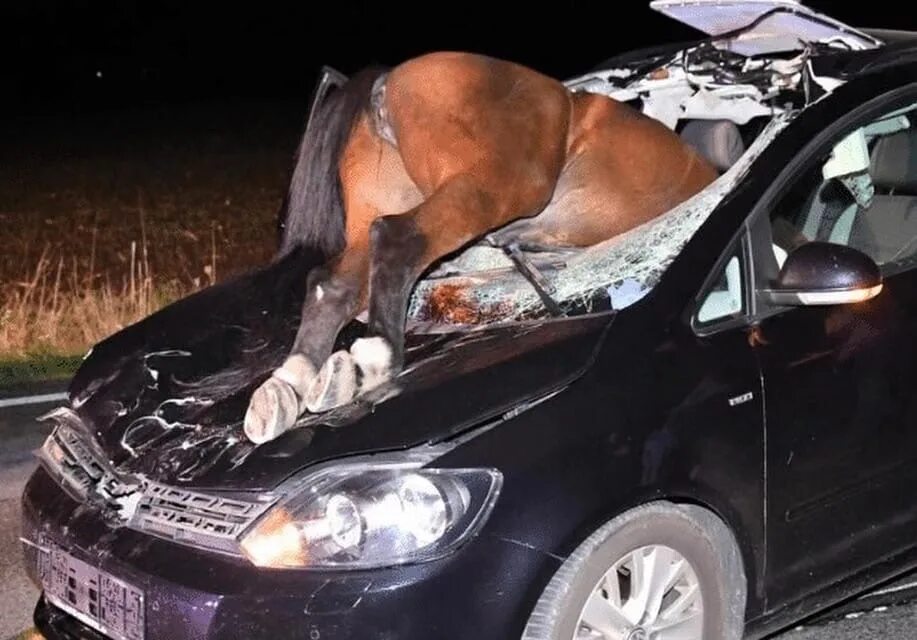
[0,392,67,409]
[858,580,917,600]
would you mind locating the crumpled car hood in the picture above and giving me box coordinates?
[55,249,613,491]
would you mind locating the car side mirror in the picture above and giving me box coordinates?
[761,241,883,306]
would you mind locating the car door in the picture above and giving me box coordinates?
[744,89,917,609]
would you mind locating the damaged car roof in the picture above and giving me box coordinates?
[650,0,883,55]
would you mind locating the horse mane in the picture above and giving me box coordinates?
[277,64,391,260]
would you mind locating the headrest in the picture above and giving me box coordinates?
[870,130,917,193]
[680,119,746,172]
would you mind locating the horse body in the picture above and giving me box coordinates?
[244,51,718,444]
[490,88,719,249]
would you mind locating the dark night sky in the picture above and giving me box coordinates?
[1,1,916,115]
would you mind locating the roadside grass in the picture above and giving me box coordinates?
[0,236,199,385]
[0,239,200,387]
[0,353,84,388]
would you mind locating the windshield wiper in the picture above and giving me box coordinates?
[498,241,566,318]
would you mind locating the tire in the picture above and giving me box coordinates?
[521,501,746,640]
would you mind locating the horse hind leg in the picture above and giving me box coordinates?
[243,243,370,443]
[293,242,378,415]
[342,171,556,396]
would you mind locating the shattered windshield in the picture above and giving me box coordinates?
[406,114,790,328]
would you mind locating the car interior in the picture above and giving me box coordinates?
[696,102,917,326]
[678,118,754,173]
[846,123,917,265]
[773,104,917,269]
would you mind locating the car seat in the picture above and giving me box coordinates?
[847,129,917,264]
[679,119,747,172]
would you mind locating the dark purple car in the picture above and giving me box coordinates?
[20,5,917,639]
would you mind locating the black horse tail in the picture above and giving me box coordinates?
[277,64,390,260]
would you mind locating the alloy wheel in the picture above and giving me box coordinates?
[573,544,704,640]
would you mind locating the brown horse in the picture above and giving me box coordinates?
[243,51,718,444]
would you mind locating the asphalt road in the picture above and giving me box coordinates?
[0,390,58,640]
[1,458,43,640]
[4,388,917,640]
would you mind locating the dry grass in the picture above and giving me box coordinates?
[0,233,207,359]
[0,100,303,365]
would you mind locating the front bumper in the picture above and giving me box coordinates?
[22,464,560,640]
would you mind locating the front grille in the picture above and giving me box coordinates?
[131,482,275,554]
[37,407,277,556]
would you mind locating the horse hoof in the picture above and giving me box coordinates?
[304,350,359,412]
[350,337,394,393]
[271,354,318,408]
[243,377,300,444]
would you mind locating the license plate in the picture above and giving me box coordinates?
[38,538,145,640]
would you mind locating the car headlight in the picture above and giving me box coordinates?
[239,461,502,569]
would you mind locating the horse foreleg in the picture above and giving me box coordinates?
[243,243,370,443]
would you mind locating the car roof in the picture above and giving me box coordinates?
[650,1,883,54]
[821,31,917,78]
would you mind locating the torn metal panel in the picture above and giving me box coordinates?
[565,42,825,131]
[681,89,777,124]
[644,84,697,129]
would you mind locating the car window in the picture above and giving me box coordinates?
[767,100,917,273]
[696,251,744,324]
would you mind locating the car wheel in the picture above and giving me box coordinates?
[521,501,746,640]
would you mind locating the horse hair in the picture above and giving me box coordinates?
[277,64,391,260]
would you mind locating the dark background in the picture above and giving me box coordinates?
[3,1,914,117]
